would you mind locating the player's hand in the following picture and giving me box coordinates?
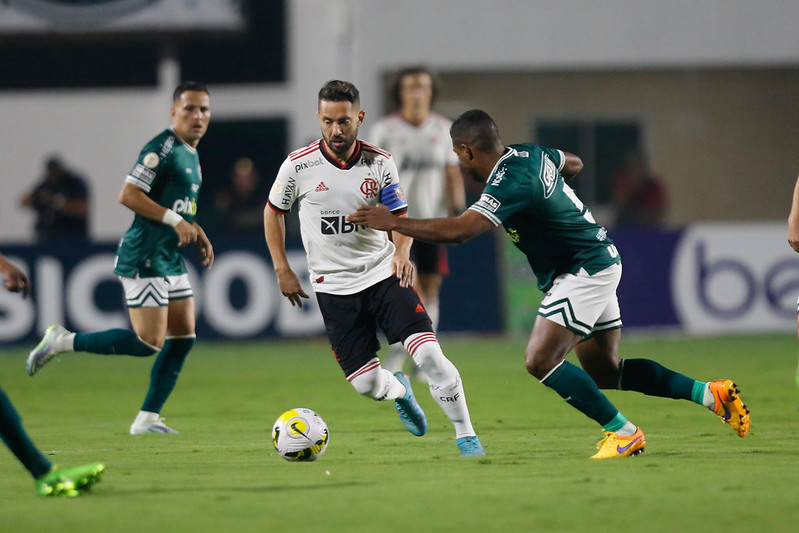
[276,268,310,307]
[346,204,396,231]
[174,219,199,247]
[391,254,415,288]
[194,224,214,268]
[4,269,31,297]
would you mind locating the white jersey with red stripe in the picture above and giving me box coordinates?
[368,112,458,219]
[268,139,407,295]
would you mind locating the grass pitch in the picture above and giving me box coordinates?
[1,333,798,532]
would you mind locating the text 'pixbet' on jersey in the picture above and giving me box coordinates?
[321,216,365,235]
[172,197,197,216]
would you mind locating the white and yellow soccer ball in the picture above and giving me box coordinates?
[272,408,329,462]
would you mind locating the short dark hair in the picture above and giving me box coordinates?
[318,80,360,107]
[389,66,439,110]
[450,109,501,152]
[173,81,210,102]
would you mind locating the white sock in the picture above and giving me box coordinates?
[132,410,159,427]
[404,332,476,439]
[348,358,406,401]
[616,421,638,436]
[701,382,715,410]
[57,332,76,353]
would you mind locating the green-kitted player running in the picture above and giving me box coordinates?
[27,82,214,435]
[349,109,751,458]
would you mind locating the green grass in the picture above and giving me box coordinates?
[1,333,798,532]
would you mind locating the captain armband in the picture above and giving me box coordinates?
[379,183,408,213]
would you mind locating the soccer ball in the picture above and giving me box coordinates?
[271,408,329,462]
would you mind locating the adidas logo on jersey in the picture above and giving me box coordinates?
[315,182,329,192]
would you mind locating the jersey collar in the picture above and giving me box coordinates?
[169,128,198,154]
[320,139,362,170]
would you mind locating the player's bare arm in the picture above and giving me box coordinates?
[193,222,214,268]
[264,205,309,307]
[560,152,584,182]
[118,182,198,246]
[0,253,31,297]
[390,215,415,288]
[787,173,799,252]
[348,205,495,244]
[445,164,467,215]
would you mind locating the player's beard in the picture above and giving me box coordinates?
[325,130,358,157]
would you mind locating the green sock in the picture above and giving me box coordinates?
[541,361,621,427]
[0,385,52,479]
[619,358,702,403]
[74,329,156,356]
[141,336,195,413]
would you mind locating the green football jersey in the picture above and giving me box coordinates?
[469,143,619,292]
[114,128,202,278]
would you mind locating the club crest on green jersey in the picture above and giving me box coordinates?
[539,155,558,198]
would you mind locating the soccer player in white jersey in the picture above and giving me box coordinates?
[369,67,465,375]
[264,80,484,456]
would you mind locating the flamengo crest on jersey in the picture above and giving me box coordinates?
[268,139,408,296]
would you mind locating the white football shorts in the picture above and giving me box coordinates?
[119,273,193,308]
[538,262,623,337]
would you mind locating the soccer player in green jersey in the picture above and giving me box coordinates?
[1,252,105,496]
[349,109,751,458]
[27,82,214,435]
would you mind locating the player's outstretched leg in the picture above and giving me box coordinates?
[617,359,751,437]
[35,462,105,497]
[27,326,157,376]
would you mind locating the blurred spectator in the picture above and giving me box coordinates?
[213,157,265,233]
[610,151,668,227]
[368,66,466,375]
[20,155,90,242]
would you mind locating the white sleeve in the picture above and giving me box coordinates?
[381,155,402,189]
[267,157,297,212]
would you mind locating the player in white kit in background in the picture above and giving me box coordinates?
[263,80,484,456]
[369,67,466,376]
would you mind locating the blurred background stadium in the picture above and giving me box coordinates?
[1,0,799,344]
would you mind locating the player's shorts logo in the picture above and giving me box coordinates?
[360,177,378,198]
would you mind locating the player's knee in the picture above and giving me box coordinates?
[136,333,163,352]
[525,351,556,380]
